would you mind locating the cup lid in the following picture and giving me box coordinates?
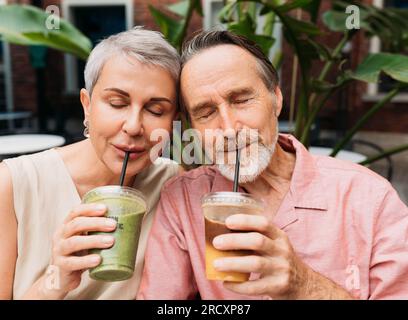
[201,191,264,209]
[82,185,147,211]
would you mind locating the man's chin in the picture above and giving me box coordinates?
[216,164,264,184]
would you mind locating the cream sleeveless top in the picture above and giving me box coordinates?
[3,148,179,299]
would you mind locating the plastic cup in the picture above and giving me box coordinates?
[82,186,147,282]
[201,192,264,282]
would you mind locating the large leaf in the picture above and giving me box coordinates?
[167,0,190,17]
[281,15,322,36]
[322,9,370,32]
[193,0,203,17]
[352,53,408,84]
[275,0,314,14]
[228,13,275,55]
[303,0,322,23]
[167,0,203,18]
[0,4,91,60]
[148,5,184,46]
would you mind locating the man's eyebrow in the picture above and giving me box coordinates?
[103,88,130,97]
[225,87,255,98]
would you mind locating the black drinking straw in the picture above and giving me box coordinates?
[119,151,130,186]
[233,147,241,192]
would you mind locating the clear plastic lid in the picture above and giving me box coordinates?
[82,185,147,211]
[201,192,264,209]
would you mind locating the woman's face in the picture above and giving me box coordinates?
[80,54,177,176]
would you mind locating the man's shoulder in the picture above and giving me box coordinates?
[314,154,392,190]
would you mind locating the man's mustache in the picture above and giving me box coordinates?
[214,131,263,153]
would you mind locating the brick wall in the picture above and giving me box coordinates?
[8,0,38,114]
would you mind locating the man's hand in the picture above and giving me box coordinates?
[212,214,353,299]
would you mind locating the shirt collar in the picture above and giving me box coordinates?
[209,134,328,228]
[281,134,328,211]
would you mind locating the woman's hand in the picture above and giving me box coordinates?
[43,203,117,298]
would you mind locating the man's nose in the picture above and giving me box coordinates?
[122,106,144,137]
[219,106,242,135]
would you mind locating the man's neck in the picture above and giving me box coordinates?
[242,141,296,199]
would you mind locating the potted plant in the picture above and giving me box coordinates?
[149,0,408,168]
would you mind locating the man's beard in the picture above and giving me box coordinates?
[208,127,279,184]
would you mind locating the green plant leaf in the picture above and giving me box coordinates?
[148,5,184,46]
[228,12,256,34]
[228,13,275,55]
[283,15,322,36]
[218,1,237,23]
[193,0,203,17]
[303,0,322,23]
[167,0,190,17]
[352,53,408,84]
[0,4,91,59]
[275,0,314,14]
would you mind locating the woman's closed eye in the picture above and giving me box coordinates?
[145,104,164,116]
[109,99,129,108]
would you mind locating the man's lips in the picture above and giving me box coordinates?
[219,143,253,153]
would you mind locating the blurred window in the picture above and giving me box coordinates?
[62,0,133,93]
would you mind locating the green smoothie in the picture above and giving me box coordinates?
[82,186,147,282]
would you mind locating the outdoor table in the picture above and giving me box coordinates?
[0,111,32,131]
[0,134,65,157]
[309,146,367,163]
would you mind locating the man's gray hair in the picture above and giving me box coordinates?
[84,26,180,95]
[181,30,279,91]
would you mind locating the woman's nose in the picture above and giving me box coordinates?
[122,107,144,137]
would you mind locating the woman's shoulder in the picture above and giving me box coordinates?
[1,149,56,180]
[149,157,183,178]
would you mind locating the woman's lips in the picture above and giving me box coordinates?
[112,144,148,160]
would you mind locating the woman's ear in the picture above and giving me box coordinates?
[80,88,91,119]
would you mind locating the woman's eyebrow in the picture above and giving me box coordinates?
[150,97,172,103]
[103,88,130,97]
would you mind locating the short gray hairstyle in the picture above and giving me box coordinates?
[84,26,180,95]
[181,30,279,91]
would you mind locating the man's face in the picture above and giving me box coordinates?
[181,44,282,182]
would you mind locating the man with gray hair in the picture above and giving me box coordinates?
[138,30,408,300]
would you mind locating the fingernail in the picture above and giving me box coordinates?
[105,219,116,228]
[213,259,223,270]
[213,237,223,248]
[91,256,100,264]
[102,236,114,244]
[95,204,107,211]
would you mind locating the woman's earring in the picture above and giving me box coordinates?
[83,119,90,138]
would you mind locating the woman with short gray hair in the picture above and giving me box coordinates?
[0,27,181,299]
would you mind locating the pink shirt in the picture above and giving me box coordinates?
[138,134,408,300]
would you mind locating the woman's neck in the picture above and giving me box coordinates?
[57,140,136,198]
